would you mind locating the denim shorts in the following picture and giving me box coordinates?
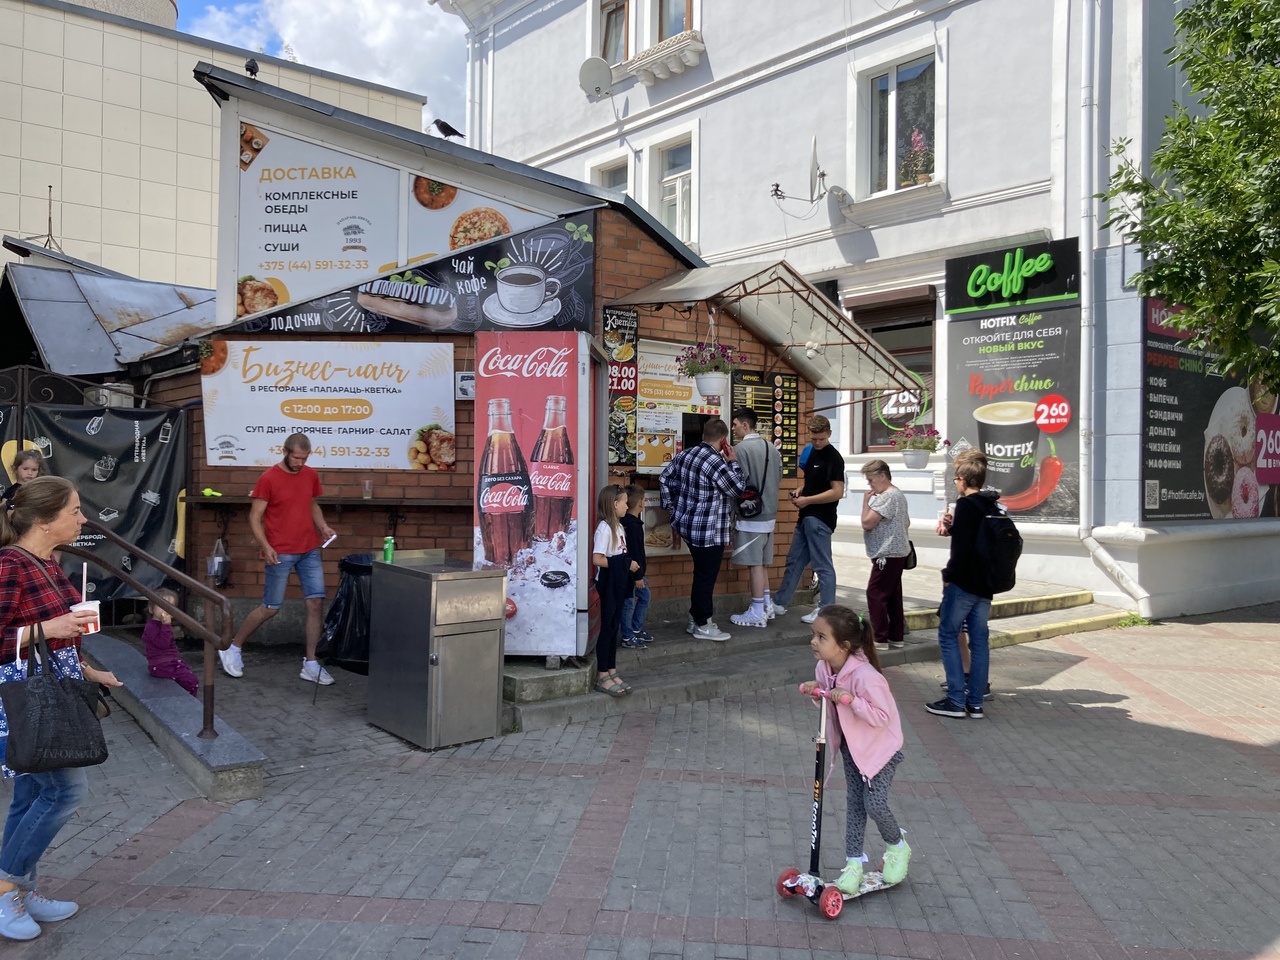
[262,548,326,609]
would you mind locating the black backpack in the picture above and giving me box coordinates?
[974,504,1022,594]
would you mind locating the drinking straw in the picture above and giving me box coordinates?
[81,563,88,602]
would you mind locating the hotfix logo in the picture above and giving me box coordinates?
[530,465,572,495]
[985,440,1036,459]
[479,347,572,380]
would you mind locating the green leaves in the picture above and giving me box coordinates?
[565,222,594,242]
[484,258,512,271]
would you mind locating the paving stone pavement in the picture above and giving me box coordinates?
[2,603,1277,959]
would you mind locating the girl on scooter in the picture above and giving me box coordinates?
[799,605,911,893]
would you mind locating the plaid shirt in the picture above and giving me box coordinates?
[0,547,83,661]
[659,442,746,547]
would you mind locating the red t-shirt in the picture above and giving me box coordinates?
[251,464,323,554]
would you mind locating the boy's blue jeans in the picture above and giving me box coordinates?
[621,583,651,636]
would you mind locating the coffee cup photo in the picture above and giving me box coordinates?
[973,400,1041,496]
[496,265,562,314]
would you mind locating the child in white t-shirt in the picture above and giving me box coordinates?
[592,484,638,697]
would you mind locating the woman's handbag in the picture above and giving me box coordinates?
[903,540,918,570]
[0,623,108,773]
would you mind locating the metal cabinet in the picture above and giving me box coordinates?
[367,558,507,750]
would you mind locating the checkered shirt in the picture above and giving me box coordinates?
[658,442,746,547]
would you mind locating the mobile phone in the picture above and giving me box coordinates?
[720,438,731,454]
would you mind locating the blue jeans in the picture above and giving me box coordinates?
[773,516,837,608]
[0,767,88,889]
[621,583,651,636]
[937,583,990,708]
[262,548,326,609]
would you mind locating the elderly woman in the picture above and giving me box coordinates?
[860,459,912,650]
[0,477,120,941]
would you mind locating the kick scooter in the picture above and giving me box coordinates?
[776,687,901,919]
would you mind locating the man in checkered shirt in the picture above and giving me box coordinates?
[658,419,746,642]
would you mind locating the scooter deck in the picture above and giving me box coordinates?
[783,870,900,901]
[836,870,900,900]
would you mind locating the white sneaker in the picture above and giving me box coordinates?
[218,646,244,678]
[300,661,334,685]
[686,616,698,635]
[771,603,787,617]
[766,602,777,620]
[691,623,730,642]
[729,609,767,628]
[800,608,821,624]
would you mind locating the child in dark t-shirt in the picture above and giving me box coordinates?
[620,485,651,648]
[144,589,199,697]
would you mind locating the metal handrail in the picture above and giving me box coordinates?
[62,519,232,740]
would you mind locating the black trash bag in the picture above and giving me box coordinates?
[317,553,373,674]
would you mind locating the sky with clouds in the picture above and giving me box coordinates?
[178,0,469,131]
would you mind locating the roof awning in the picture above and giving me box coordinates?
[607,260,915,392]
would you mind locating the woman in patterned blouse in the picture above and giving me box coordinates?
[0,477,121,941]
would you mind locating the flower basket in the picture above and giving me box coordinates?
[901,448,931,469]
[890,424,949,469]
[694,371,730,399]
[676,342,745,401]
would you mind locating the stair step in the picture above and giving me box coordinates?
[506,601,1129,732]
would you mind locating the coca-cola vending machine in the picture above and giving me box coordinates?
[474,332,583,656]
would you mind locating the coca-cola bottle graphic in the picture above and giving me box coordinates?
[530,395,575,541]
[478,398,534,565]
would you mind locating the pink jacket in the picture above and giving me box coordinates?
[816,651,904,781]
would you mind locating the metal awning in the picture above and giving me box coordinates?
[607,260,915,392]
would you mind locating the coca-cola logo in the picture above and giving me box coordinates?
[479,346,572,380]
[479,481,530,513]
[530,464,573,496]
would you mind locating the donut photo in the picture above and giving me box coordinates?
[1202,386,1270,518]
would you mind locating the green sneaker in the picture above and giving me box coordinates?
[881,839,911,885]
[834,859,863,895]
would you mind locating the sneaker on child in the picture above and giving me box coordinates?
[217,645,244,678]
[0,890,40,941]
[22,892,77,923]
[881,839,912,884]
[620,635,648,648]
[834,859,864,895]
[300,660,334,685]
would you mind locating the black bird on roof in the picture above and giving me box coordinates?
[245,58,259,79]
[431,118,465,140]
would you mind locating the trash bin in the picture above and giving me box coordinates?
[366,557,507,750]
[317,553,373,674]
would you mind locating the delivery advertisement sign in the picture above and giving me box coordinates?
[1140,299,1280,520]
[199,340,455,470]
[473,331,580,656]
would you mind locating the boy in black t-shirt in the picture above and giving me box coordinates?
[619,485,651,647]
[771,415,845,623]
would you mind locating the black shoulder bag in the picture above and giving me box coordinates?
[737,444,770,518]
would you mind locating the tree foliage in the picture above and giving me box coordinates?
[1102,0,1280,390]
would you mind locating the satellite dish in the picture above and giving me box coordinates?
[579,57,614,97]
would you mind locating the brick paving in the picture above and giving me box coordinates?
[1,603,1278,958]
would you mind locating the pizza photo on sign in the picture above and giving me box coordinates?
[450,207,512,250]
[412,176,458,210]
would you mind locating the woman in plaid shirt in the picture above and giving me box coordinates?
[0,477,121,941]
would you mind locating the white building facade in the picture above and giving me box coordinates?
[436,0,1280,617]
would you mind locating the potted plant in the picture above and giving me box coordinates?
[675,341,745,400]
[899,127,934,187]
[890,423,948,469]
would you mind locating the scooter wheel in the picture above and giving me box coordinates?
[776,868,801,898]
[818,885,844,919]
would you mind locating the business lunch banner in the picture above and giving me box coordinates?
[200,340,455,470]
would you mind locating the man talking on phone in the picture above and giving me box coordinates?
[659,418,745,642]
[219,432,337,685]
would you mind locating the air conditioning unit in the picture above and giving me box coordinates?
[83,384,135,408]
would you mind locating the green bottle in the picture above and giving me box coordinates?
[383,536,395,562]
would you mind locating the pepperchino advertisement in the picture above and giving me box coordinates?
[225,215,596,337]
[1141,299,1280,521]
[945,240,1081,522]
[235,124,556,311]
[473,331,581,657]
[199,340,456,470]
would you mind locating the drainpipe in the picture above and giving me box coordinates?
[1074,0,1153,616]
[430,0,478,140]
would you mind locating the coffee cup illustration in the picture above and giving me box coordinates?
[974,400,1041,496]
[495,265,561,314]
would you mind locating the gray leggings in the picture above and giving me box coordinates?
[840,742,904,858]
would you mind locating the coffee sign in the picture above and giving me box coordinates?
[945,239,1080,315]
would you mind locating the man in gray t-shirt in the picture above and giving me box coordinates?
[729,408,783,628]
[860,459,912,648]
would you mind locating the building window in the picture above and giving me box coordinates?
[599,162,629,193]
[659,0,691,40]
[849,300,935,452]
[869,54,935,194]
[601,0,628,63]
[658,141,692,241]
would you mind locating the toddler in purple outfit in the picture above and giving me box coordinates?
[144,588,199,697]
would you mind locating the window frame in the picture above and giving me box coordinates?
[658,0,693,41]
[600,0,629,64]
[846,32,949,204]
[657,139,693,243]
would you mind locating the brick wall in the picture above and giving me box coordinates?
[156,207,811,609]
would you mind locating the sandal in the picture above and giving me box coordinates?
[594,676,627,698]
[609,671,633,694]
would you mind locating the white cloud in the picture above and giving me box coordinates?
[186,1,469,132]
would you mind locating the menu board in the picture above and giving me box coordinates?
[199,340,455,469]
[1141,299,1280,520]
[604,306,639,469]
[634,340,722,475]
[731,370,799,477]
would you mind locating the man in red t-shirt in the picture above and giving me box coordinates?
[219,433,336,685]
